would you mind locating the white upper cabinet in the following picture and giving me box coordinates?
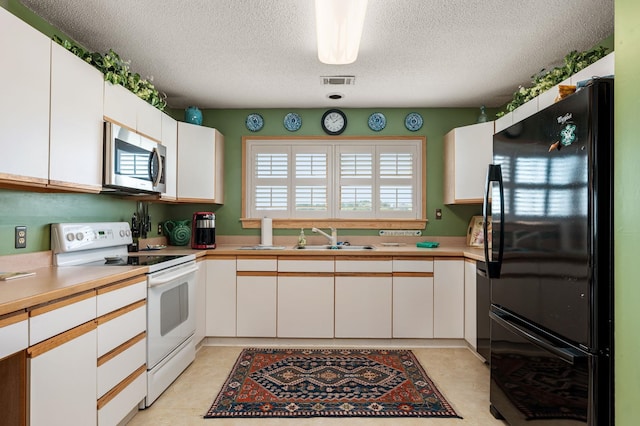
[177,122,225,203]
[136,99,163,142]
[49,42,104,192]
[0,8,50,186]
[443,121,493,204]
[103,82,162,141]
[160,113,178,200]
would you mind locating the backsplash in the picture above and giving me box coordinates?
[0,189,172,256]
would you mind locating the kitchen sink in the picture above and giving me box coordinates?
[293,245,375,250]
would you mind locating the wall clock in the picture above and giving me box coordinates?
[368,112,386,131]
[321,109,347,135]
[283,112,302,131]
[246,113,264,132]
[404,112,423,131]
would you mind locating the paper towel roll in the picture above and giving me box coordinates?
[261,217,273,246]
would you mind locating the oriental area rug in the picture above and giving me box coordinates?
[204,348,460,419]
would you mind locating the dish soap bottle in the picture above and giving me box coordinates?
[298,229,306,247]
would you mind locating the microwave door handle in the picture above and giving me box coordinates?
[149,147,163,187]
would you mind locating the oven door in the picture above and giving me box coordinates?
[147,261,197,369]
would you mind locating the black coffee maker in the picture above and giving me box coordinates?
[191,212,216,249]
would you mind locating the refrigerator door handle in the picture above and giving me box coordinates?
[489,309,586,365]
[484,164,503,278]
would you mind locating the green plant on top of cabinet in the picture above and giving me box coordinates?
[443,121,494,204]
[0,8,50,188]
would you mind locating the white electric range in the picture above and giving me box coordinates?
[51,222,197,407]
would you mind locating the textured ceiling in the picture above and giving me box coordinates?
[20,0,614,109]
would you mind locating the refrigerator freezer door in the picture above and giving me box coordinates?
[489,306,600,425]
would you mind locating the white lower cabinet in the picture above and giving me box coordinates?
[236,257,278,337]
[335,257,392,338]
[236,273,277,337]
[29,324,97,426]
[205,257,237,336]
[195,260,207,345]
[392,258,434,338]
[278,276,334,337]
[95,277,147,426]
[433,258,465,338]
[464,259,478,349]
[277,257,334,338]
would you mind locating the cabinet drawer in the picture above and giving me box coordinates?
[335,258,392,273]
[0,312,28,359]
[97,302,146,357]
[392,258,433,273]
[97,336,146,398]
[236,257,277,271]
[98,367,146,426]
[97,278,146,317]
[278,257,334,273]
[29,292,96,345]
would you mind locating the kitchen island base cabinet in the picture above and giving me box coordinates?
[28,324,97,426]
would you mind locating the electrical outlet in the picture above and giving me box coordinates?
[15,226,27,248]
[157,224,163,235]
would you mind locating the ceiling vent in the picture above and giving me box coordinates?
[320,75,356,85]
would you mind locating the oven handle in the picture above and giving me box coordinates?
[148,264,198,287]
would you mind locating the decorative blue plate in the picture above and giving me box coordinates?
[283,112,302,131]
[368,112,386,131]
[246,113,264,132]
[405,112,423,131]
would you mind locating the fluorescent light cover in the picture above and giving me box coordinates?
[315,0,368,65]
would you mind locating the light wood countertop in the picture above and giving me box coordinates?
[0,243,485,317]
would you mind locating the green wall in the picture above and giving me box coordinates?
[614,1,640,424]
[192,107,487,238]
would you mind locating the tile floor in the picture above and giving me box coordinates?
[127,345,507,425]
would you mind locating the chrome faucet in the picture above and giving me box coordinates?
[312,227,337,246]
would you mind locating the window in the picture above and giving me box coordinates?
[244,137,425,227]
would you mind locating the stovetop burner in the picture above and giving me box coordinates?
[89,255,186,267]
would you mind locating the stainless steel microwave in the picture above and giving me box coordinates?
[103,122,166,194]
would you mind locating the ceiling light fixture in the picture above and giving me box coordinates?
[315,0,368,65]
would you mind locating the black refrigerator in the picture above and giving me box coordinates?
[483,78,614,425]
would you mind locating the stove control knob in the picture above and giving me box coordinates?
[75,232,84,241]
[66,233,75,242]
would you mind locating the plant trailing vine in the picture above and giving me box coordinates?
[496,45,609,117]
[53,36,167,111]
